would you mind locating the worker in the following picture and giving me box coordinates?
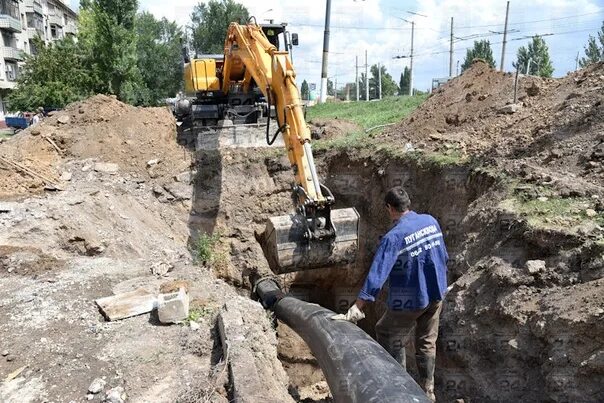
[332,186,448,402]
[31,107,44,125]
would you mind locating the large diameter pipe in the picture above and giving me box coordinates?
[255,278,429,403]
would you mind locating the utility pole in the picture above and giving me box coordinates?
[319,0,332,103]
[500,1,510,71]
[526,57,532,75]
[409,21,414,96]
[575,51,580,71]
[355,55,359,101]
[365,49,369,101]
[378,62,382,99]
[449,17,454,77]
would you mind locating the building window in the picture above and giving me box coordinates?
[50,24,57,38]
[2,31,16,48]
[29,39,37,55]
[26,12,44,32]
[0,0,19,20]
[5,62,18,81]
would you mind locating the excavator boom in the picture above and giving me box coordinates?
[185,22,359,273]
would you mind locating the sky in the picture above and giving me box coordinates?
[69,0,604,93]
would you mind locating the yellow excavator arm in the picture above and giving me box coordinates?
[202,22,360,274]
[222,22,325,206]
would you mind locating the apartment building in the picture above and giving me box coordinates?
[0,0,78,118]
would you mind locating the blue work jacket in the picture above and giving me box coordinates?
[358,211,449,310]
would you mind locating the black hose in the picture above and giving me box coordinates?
[265,89,286,146]
[254,278,429,403]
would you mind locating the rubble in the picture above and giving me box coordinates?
[88,378,106,394]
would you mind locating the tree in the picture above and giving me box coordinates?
[7,38,94,110]
[190,0,249,55]
[399,66,410,96]
[89,0,141,101]
[579,21,604,68]
[461,40,496,72]
[136,12,184,105]
[369,64,398,98]
[358,73,368,100]
[300,79,310,100]
[327,78,335,96]
[513,35,554,77]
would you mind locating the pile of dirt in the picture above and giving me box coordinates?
[382,60,604,189]
[0,94,190,199]
[309,118,361,141]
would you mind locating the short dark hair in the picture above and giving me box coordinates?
[385,186,411,212]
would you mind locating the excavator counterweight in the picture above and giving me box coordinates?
[176,21,359,273]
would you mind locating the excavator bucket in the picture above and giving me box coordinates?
[262,208,360,274]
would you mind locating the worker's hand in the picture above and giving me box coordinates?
[331,304,365,324]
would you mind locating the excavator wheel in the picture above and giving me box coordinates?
[261,208,360,274]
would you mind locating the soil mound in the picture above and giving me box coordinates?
[0,95,189,199]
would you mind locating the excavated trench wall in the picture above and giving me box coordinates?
[190,146,602,402]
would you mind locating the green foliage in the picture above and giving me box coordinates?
[308,95,425,129]
[10,1,186,110]
[89,0,140,100]
[370,64,399,98]
[502,196,603,230]
[399,66,410,96]
[300,79,310,100]
[195,232,220,263]
[190,0,249,55]
[513,35,554,77]
[136,12,184,105]
[461,40,496,72]
[309,95,427,150]
[7,38,94,111]
[327,78,334,96]
[579,21,604,68]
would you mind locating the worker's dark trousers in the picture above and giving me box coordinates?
[375,301,442,394]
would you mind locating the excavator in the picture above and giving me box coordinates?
[175,21,359,274]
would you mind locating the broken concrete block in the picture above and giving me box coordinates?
[94,162,119,174]
[147,159,160,167]
[157,288,189,324]
[88,378,106,394]
[174,171,191,183]
[105,386,126,403]
[499,104,522,114]
[526,260,546,274]
[57,115,70,124]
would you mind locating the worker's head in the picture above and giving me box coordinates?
[385,186,410,220]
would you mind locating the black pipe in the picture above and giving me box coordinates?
[254,278,429,403]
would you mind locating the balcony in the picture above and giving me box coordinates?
[24,0,43,15]
[2,46,24,61]
[65,23,76,35]
[48,14,63,27]
[0,14,21,32]
[27,27,44,39]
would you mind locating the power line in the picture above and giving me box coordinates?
[453,10,603,29]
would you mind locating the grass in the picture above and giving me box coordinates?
[307,95,427,130]
[0,130,13,140]
[195,232,221,263]
[500,195,603,231]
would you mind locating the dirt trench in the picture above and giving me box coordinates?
[190,142,603,402]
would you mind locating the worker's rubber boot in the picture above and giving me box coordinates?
[416,354,436,402]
